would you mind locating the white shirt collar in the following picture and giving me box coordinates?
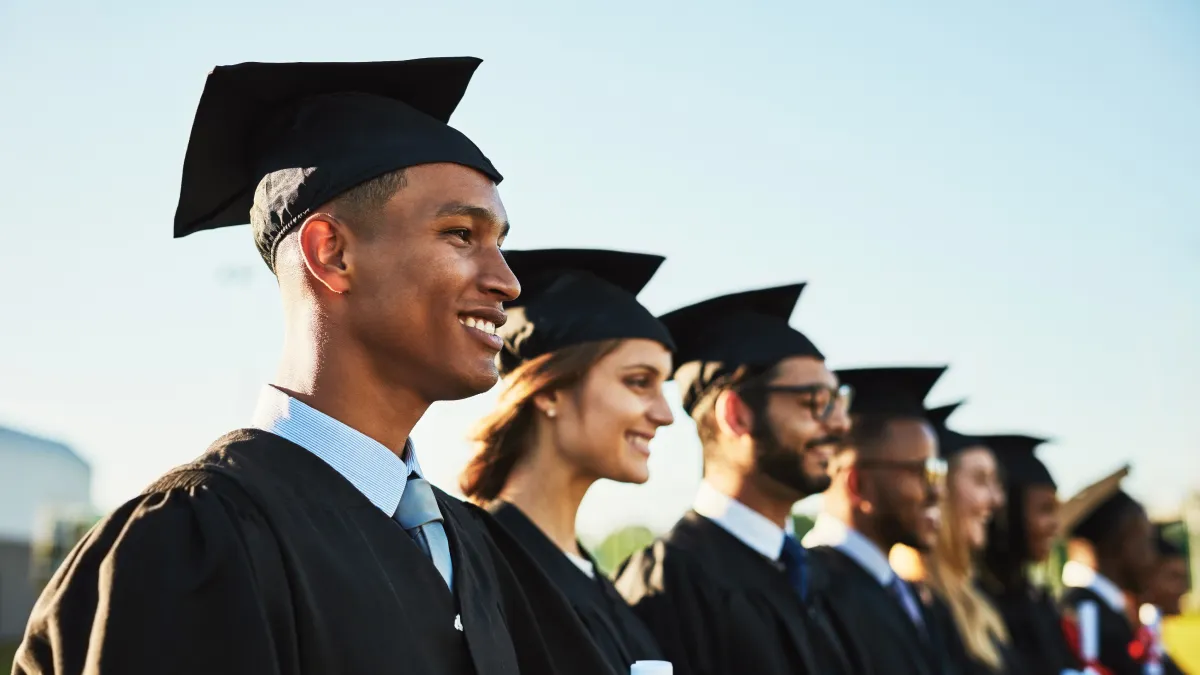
[802,513,896,587]
[1062,560,1127,614]
[251,385,422,516]
[565,551,596,579]
[692,481,788,561]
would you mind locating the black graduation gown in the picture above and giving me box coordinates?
[488,501,662,675]
[984,584,1080,675]
[927,585,1019,675]
[613,510,864,675]
[1062,586,1145,675]
[807,545,964,675]
[12,429,615,675]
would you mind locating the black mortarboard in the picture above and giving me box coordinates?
[1155,523,1185,558]
[980,434,1056,489]
[173,57,501,270]
[927,401,983,458]
[657,284,824,415]
[836,366,947,419]
[1071,489,1143,545]
[497,249,674,376]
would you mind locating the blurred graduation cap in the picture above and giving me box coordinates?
[976,433,1057,490]
[657,284,824,415]
[1155,522,1186,558]
[1058,464,1133,540]
[926,400,986,458]
[835,366,947,419]
[496,249,674,376]
[173,57,501,270]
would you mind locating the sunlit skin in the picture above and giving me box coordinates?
[705,356,850,528]
[1143,556,1189,617]
[533,339,675,485]
[499,338,674,554]
[949,446,1005,551]
[1023,485,1060,563]
[1113,508,1158,595]
[852,419,943,552]
[272,163,519,455]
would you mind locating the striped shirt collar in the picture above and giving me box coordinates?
[251,385,422,516]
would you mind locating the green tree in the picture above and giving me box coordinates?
[590,525,655,578]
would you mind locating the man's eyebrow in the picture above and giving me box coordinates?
[435,202,510,237]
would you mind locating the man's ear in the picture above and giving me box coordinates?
[297,213,352,294]
[714,389,754,439]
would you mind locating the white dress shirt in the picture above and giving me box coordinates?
[801,513,895,586]
[251,384,423,516]
[692,480,790,561]
[1062,560,1127,615]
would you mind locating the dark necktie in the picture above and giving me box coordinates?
[887,575,927,638]
[779,534,810,602]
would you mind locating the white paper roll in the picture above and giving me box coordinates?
[630,660,673,675]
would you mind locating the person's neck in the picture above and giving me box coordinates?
[826,496,893,555]
[704,468,796,530]
[498,443,595,557]
[275,328,428,458]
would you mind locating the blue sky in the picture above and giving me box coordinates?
[1,0,1197,539]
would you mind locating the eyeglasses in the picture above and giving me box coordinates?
[856,456,948,487]
[739,382,854,422]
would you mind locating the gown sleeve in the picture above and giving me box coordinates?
[614,542,723,675]
[12,479,287,675]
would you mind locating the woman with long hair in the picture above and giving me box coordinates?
[460,248,674,675]
[979,434,1082,675]
[920,403,1016,674]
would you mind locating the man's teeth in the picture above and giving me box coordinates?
[460,316,497,335]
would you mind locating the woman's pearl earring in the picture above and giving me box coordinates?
[547,408,557,418]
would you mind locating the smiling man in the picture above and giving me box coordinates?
[13,58,613,675]
[615,284,862,675]
[803,366,961,675]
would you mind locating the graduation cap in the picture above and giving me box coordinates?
[835,366,947,419]
[656,284,824,415]
[172,57,501,270]
[1155,522,1186,558]
[926,401,984,458]
[980,434,1057,491]
[496,249,674,376]
[1059,465,1143,544]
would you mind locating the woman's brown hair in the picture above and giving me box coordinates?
[460,339,623,503]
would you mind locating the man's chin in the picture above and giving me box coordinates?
[430,365,499,402]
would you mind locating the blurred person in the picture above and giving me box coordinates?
[616,284,862,675]
[803,366,965,675]
[918,403,1017,674]
[979,435,1083,675]
[1062,485,1159,675]
[459,248,674,674]
[1138,524,1191,675]
[12,59,614,675]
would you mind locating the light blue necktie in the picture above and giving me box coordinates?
[394,475,454,591]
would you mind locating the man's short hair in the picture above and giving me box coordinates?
[251,169,409,254]
[840,413,900,460]
[691,362,779,463]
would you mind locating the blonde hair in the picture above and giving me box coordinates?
[459,339,622,503]
[925,453,1011,671]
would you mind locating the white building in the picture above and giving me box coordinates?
[0,425,92,642]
